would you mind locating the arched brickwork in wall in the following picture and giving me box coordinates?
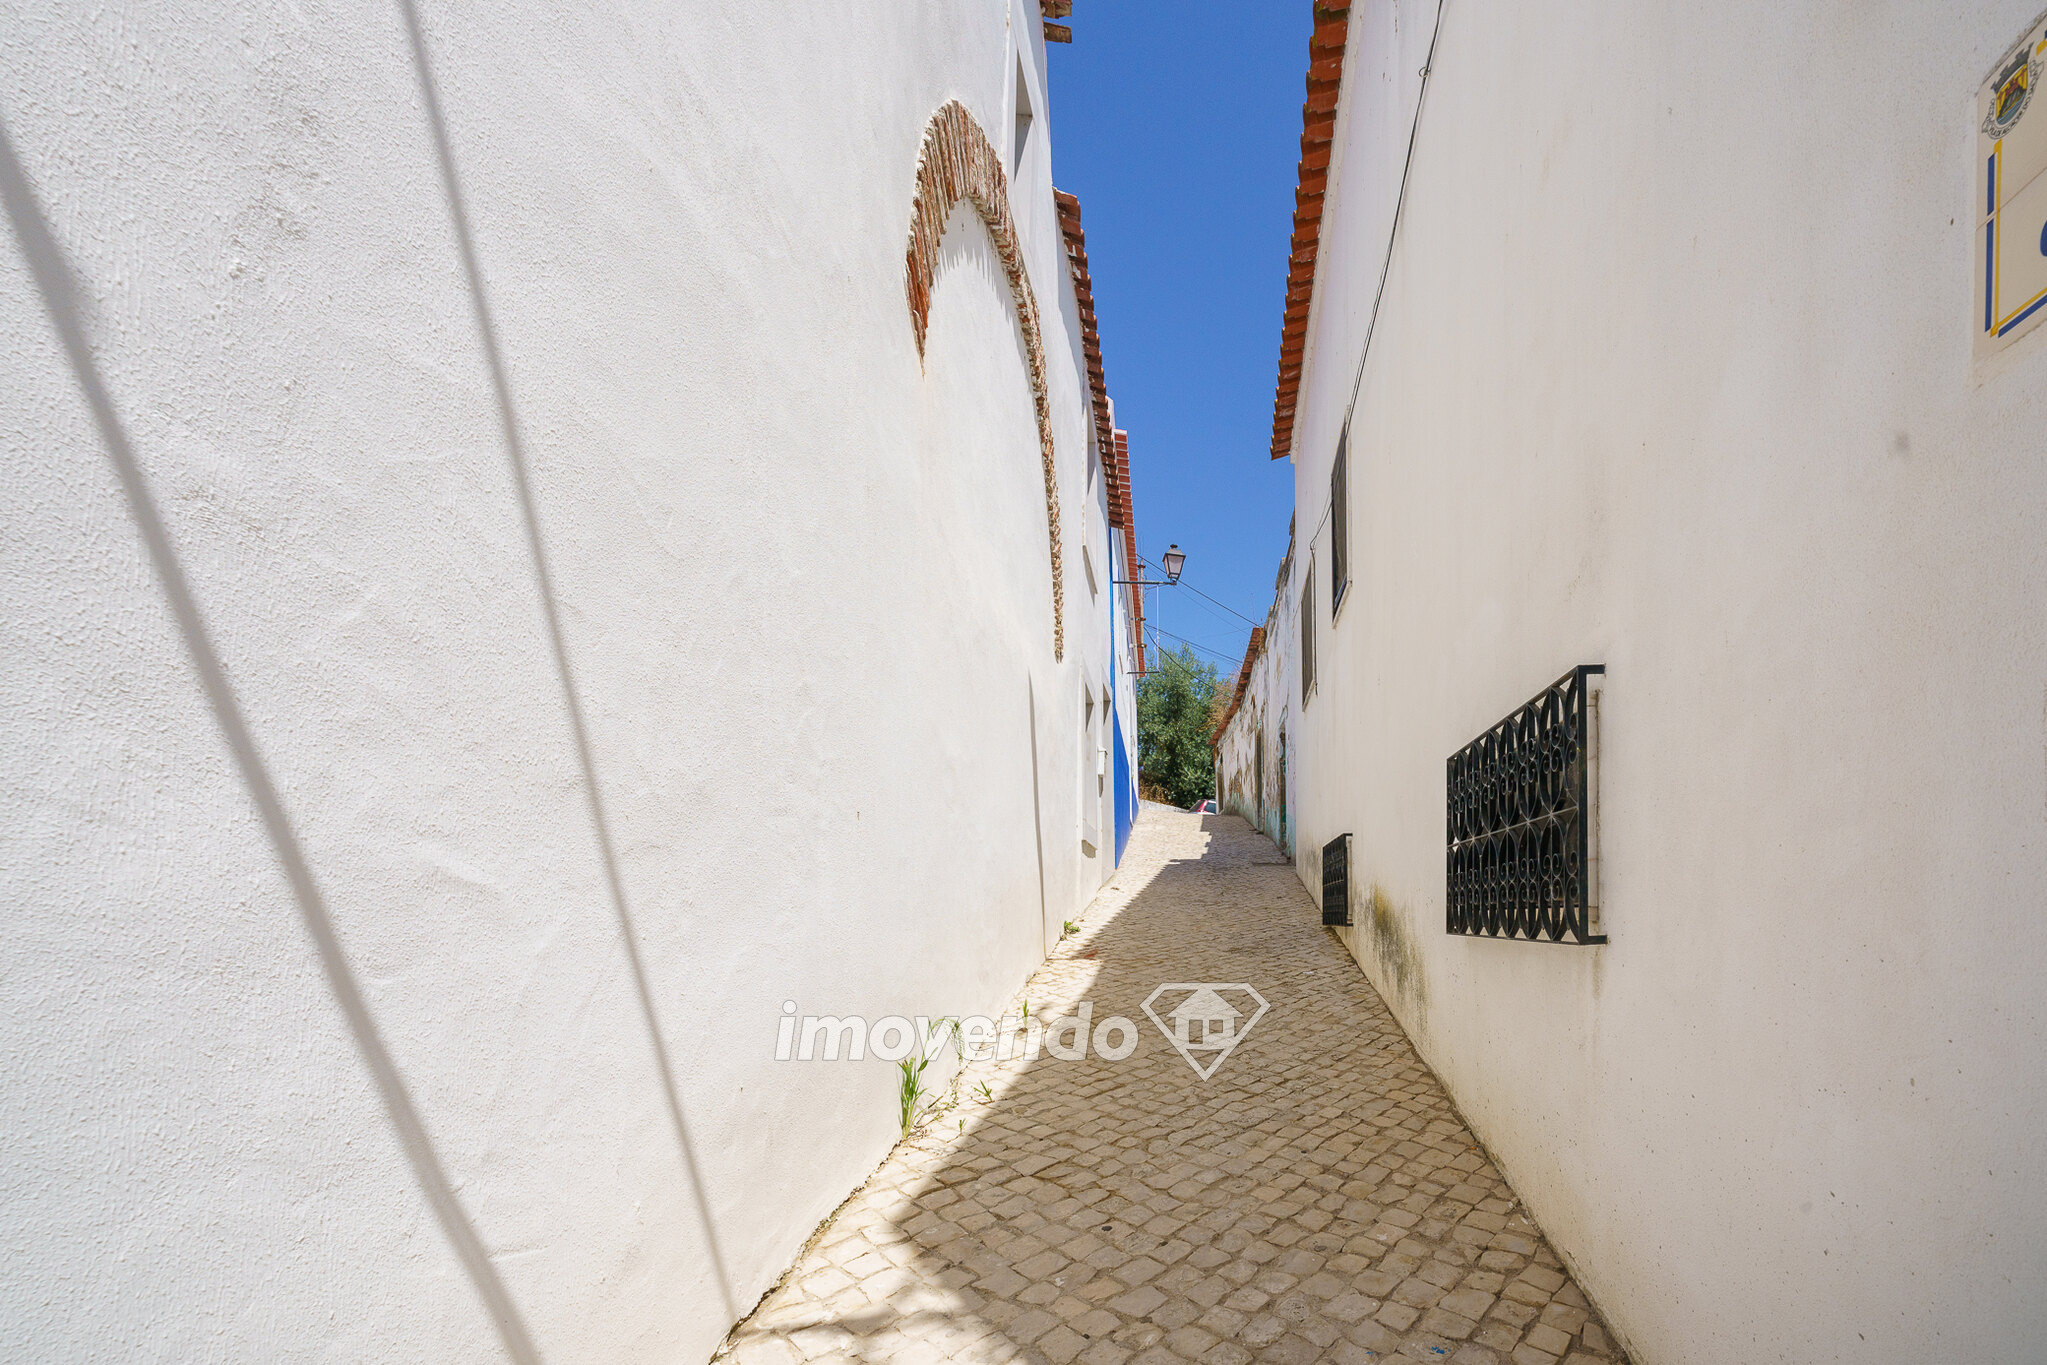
[905,99,1064,660]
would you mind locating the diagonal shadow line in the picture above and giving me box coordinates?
[1027,674,1051,953]
[392,0,738,1321]
[0,114,541,1365]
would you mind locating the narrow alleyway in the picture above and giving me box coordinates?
[716,810,1627,1365]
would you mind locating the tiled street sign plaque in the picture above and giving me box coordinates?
[1980,17,2047,356]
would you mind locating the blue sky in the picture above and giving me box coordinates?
[1048,1,1311,677]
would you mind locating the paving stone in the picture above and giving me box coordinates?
[1417,1260,1464,1291]
[1324,1291,1379,1324]
[1355,1269,1403,1298]
[1115,1322,1166,1350]
[1039,1325,1090,1363]
[1197,1304,1248,1339]
[1130,1348,1187,1365]
[1111,1285,1170,1319]
[1011,1309,1060,1343]
[1394,1329,1456,1360]
[1075,1308,1121,1339]
[982,1267,1031,1297]
[1346,1319,1403,1355]
[710,811,1628,1364]
[1262,1335,1322,1364]
[1439,1287,1495,1321]
[1375,1302,1422,1333]
[1241,1314,1289,1348]
[1419,1307,1478,1339]
[1473,1319,1523,1352]
[1021,1251,1073,1281]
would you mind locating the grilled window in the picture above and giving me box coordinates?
[1446,665,1606,944]
[1322,833,1352,926]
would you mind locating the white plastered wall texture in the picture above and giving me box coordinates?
[1217,554,1297,846]
[1215,657,1265,825]
[1216,683,1256,820]
[1284,2,2047,1362]
[0,1,1113,1360]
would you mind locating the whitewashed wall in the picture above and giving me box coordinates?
[1282,2,2047,1361]
[0,1,1120,1360]
[1216,535,1296,853]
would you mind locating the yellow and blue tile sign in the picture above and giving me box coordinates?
[1981,22,2047,355]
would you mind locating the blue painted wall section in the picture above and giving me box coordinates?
[1112,706,1133,865]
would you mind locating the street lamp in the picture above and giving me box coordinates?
[1114,544,1189,588]
[1113,545,1188,681]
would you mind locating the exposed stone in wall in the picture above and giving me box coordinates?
[905,99,1064,659]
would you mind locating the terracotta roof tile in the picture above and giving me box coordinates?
[1271,1,1351,460]
[1211,627,1267,744]
[1055,189,1130,531]
[1058,190,1144,674]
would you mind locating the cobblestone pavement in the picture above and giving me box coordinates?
[715,809,1628,1365]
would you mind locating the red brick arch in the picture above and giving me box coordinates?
[904,100,1064,660]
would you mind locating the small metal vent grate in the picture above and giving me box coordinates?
[1446,665,1605,944]
[1322,833,1352,927]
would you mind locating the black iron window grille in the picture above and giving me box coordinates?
[1446,665,1605,944]
[1322,833,1352,926]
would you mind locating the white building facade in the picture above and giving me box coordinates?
[1227,1,2047,1361]
[0,2,1142,1360]
[1214,524,1297,854]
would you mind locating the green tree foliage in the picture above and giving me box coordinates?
[1137,644,1221,808]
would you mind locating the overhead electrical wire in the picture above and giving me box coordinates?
[1340,0,1452,431]
[1146,625,1243,668]
[1289,0,1454,568]
[1177,578,1263,629]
